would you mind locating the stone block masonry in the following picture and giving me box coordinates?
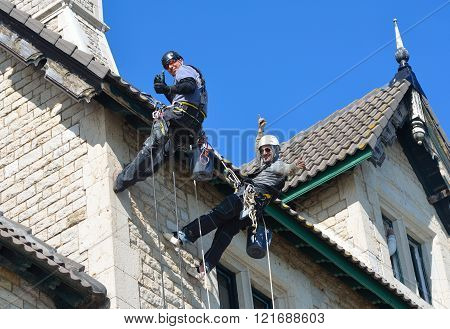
[0,49,89,268]
[0,266,55,308]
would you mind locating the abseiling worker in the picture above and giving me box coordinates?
[164,118,306,281]
[114,51,207,193]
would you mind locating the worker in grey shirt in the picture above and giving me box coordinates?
[114,51,207,193]
[164,117,306,281]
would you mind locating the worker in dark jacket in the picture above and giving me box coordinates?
[164,118,306,280]
[114,51,207,193]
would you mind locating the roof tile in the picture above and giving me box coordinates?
[40,27,60,45]
[0,0,14,14]
[24,17,44,34]
[71,49,94,66]
[10,7,29,23]
[87,59,109,78]
[55,38,77,55]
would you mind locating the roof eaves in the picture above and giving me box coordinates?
[0,213,107,308]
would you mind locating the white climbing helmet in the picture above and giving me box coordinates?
[258,135,280,149]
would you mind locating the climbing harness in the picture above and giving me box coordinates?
[172,171,186,309]
[174,101,206,122]
[193,180,211,309]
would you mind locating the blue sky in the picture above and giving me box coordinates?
[104,1,449,165]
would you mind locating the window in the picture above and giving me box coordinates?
[252,287,273,309]
[408,236,432,304]
[382,216,404,283]
[216,265,239,309]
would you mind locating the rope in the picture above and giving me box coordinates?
[172,171,185,309]
[193,180,211,309]
[262,216,275,309]
[149,122,167,308]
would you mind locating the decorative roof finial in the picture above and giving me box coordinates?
[393,18,410,67]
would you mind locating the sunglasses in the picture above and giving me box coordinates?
[164,59,177,69]
[259,147,272,155]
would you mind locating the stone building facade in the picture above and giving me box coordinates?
[292,140,450,308]
[0,0,448,309]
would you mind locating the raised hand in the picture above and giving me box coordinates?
[258,117,266,131]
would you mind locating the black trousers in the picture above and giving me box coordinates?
[115,107,202,192]
[182,193,252,272]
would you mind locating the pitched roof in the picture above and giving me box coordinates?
[282,80,412,191]
[0,212,107,308]
[241,80,411,192]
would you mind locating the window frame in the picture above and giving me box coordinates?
[251,286,273,309]
[216,264,239,309]
[219,251,290,308]
[379,199,434,305]
[407,235,432,304]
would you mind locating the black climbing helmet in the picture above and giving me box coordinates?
[161,51,183,69]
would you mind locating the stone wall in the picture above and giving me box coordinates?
[0,266,55,308]
[269,234,374,308]
[74,0,95,15]
[10,0,96,17]
[368,141,450,308]
[9,0,56,16]
[74,12,110,69]
[0,49,89,268]
[292,174,352,246]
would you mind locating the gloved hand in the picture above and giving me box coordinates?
[154,73,170,94]
[154,82,170,94]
